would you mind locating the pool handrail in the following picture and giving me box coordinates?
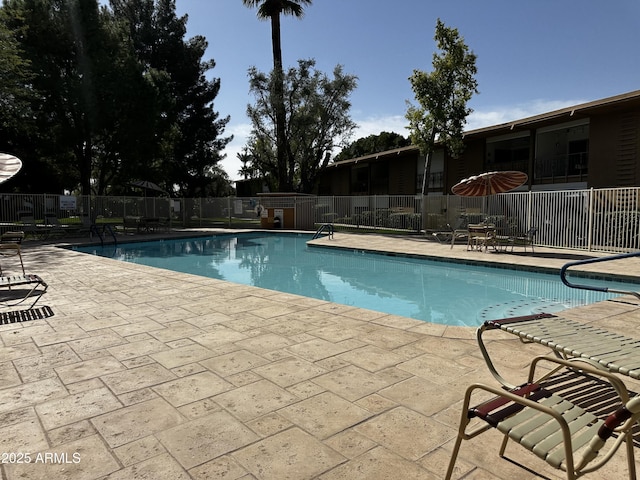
[560,251,640,300]
[312,223,334,240]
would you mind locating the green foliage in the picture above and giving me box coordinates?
[243,0,313,192]
[406,18,478,194]
[237,147,258,180]
[242,0,312,20]
[246,58,357,193]
[334,131,410,162]
[0,19,34,140]
[0,0,231,196]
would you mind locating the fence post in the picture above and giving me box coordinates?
[527,191,532,231]
[373,195,377,228]
[587,187,594,251]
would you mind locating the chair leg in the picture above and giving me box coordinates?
[17,251,24,275]
[498,434,509,457]
[625,431,636,479]
[445,433,465,480]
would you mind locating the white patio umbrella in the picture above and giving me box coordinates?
[0,153,23,185]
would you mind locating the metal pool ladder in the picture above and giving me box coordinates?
[90,224,117,247]
[312,223,334,240]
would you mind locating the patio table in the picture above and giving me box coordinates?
[466,224,496,251]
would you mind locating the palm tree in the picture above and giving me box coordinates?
[242,0,312,191]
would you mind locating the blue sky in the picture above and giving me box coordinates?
[174,1,640,181]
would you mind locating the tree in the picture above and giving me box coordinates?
[406,18,478,195]
[109,0,232,197]
[0,18,34,144]
[0,0,232,196]
[334,131,411,162]
[242,0,312,192]
[246,59,357,193]
[0,17,41,192]
[237,147,257,179]
[1,0,122,194]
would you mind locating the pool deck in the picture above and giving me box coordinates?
[2,229,640,479]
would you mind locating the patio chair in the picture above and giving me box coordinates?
[0,231,25,275]
[432,223,468,246]
[511,227,537,252]
[19,214,44,240]
[446,355,640,480]
[0,274,48,308]
[432,217,469,248]
[43,214,69,238]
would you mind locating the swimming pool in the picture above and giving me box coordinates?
[73,232,636,327]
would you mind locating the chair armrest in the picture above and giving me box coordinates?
[528,355,630,403]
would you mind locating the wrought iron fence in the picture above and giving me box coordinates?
[1,187,640,252]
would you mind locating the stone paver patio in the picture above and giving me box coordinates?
[1,230,640,479]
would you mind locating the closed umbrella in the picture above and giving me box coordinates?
[129,180,166,194]
[451,171,528,197]
[0,153,22,185]
[129,180,167,218]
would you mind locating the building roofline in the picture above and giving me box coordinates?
[328,89,640,168]
[464,89,640,137]
[328,145,420,168]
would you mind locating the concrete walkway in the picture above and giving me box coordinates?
[1,230,640,479]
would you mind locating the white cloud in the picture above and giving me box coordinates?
[465,99,586,131]
[352,114,409,138]
[220,122,252,182]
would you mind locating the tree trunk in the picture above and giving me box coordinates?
[421,126,437,233]
[420,125,437,196]
[270,14,289,191]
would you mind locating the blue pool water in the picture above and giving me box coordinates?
[73,233,639,327]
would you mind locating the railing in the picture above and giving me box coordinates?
[2,187,640,252]
[90,224,117,246]
[315,195,421,231]
[534,153,589,182]
[560,251,640,299]
[312,223,334,240]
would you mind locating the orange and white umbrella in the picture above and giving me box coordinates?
[451,171,527,197]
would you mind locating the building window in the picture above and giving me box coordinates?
[370,162,388,194]
[486,132,530,172]
[350,165,369,194]
[417,151,444,192]
[535,120,589,181]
